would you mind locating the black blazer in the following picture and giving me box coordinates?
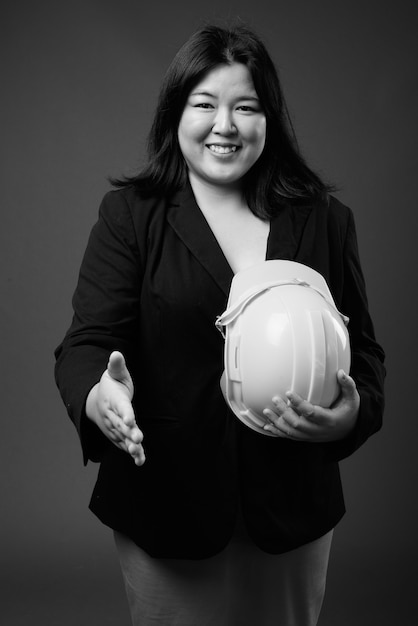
[55,183,385,558]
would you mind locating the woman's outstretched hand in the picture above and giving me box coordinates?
[86,351,145,465]
[262,370,360,442]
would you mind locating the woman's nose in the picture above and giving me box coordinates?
[212,108,237,134]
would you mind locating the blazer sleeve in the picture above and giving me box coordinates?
[324,206,386,462]
[54,189,145,464]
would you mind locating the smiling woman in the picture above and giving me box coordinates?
[178,63,266,190]
[177,62,269,272]
[55,22,385,626]
[109,23,334,219]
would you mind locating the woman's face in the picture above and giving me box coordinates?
[178,63,266,190]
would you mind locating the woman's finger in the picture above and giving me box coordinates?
[285,392,316,420]
[107,351,133,393]
[337,370,360,405]
[263,408,300,439]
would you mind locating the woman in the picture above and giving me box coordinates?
[55,24,385,626]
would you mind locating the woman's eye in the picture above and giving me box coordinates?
[194,102,214,109]
[237,105,256,112]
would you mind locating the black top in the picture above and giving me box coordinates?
[54,183,385,558]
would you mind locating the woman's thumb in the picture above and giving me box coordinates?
[337,370,356,397]
[107,351,129,381]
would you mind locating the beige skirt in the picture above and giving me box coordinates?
[114,518,333,626]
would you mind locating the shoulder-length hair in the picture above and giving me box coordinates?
[112,24,333,218]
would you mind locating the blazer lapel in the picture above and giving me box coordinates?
[168,184,315,292]
[167,184,234,296]
[267,201,314,261]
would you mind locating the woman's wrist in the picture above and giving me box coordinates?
[85,383,100,424]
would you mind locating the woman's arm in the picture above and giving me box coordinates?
[54,189,145,464]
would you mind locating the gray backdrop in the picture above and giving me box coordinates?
[1,0,417,624]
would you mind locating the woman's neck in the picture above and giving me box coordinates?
[188,174,246,214]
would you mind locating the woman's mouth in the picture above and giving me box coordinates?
[207,144,239,154]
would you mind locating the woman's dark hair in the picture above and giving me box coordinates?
[112,24,333,217]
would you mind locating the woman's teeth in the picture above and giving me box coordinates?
[208,145,238,154]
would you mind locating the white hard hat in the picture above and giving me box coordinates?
[216,260,351,436]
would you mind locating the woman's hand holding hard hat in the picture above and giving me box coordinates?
[262,369,360,442]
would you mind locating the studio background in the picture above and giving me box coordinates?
[1,1,417,624]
